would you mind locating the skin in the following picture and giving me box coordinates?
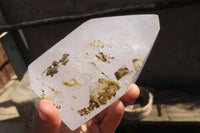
[30,84,140,133]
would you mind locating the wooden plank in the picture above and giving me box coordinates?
[140,89,200,122]
[0,40,15,88]
[0,63,15,88]
[0,32,27,79]
[0,77,3,88]
[0,66,9,85]
[142,104,200,121]
[5,63,15,78]
[0,63,13,88]
[0,41,8,67]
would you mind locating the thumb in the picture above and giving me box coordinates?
[30,100,61,133]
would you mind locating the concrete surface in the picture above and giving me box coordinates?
[11,71,39,132]
[0,75,27,133]
[140,88,200,121]
[0,76,19,121]
[118,88,200,133]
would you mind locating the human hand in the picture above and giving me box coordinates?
[30,84,140,133]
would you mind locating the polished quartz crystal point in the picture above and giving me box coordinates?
[28,14,160,130]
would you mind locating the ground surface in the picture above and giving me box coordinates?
[1,77,200,133]
[117,87,200,133]
[0,76,26,133]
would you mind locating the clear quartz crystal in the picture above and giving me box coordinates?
[28,14,160,130]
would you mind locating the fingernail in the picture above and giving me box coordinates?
[38,110,47,121]
[128,84,139,93]
[128,84,135,90]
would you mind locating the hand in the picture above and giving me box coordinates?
[30,84,140,133]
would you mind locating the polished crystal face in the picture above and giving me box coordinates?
[28,14,160,130]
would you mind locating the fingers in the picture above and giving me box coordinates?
[30,84,139,133]
[38,100,61,128]
[99,84,139,133]
[100,100,124,133]
[120,84,140,106]
[94,84,140,130]
[30,100,61,133]
[94,107,108,124]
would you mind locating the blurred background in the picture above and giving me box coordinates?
[0,0,200,132]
